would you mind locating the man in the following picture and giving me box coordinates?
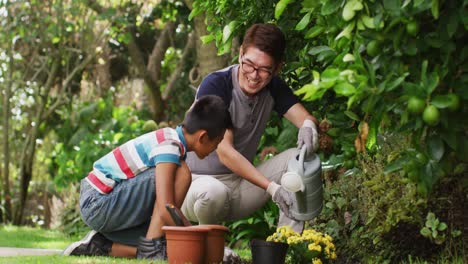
[181,24,318,235]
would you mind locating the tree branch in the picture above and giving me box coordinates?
[147,21,175,85]
[163,32,195,99]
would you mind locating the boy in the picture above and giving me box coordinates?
[62,95,233,260]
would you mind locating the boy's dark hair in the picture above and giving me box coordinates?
[242,23,286,64]
[183,95,233,139]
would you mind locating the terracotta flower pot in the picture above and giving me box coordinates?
[162,226,208,264]
[195,225,229,264]
[250,239,289,264]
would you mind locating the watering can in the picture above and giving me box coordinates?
[281,146,323,221]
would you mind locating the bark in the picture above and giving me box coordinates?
[1,11,15,223]
[163,32,196,99]
[14,55,94,224]
[95,22,112,96]
[85,0,176,121]
[184,0,229,87]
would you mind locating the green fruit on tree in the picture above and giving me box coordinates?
[407,96,426,114]
[406,21,419,36]
[447,93,460,111]
[142,120,158,131]
[366,40,380,57]
[344,150,355,159]
[344,160,355,169]
[422,105,440,126]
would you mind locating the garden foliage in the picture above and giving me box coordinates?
[190,0,467,261]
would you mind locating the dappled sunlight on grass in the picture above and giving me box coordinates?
[0,225,77,249]
[0,255,167,264]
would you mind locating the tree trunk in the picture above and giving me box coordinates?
[95,21,112,96]
[1,23,14,223]
[184,0,229,87]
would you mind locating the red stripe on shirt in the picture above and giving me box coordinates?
[178,142,185,157]
[87,172,113,193]
[113,148,134,178]
[156,129,166,143]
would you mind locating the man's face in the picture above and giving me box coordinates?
[238,46,277,96]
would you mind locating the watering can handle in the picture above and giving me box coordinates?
[298,145,307,175]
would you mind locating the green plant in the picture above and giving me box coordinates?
[420,212,447,245]
[224,200,278,248]
[267,225,337,264]
[59,183,89,237]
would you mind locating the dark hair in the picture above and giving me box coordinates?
[242,23,286,64]
[182,95,233,139]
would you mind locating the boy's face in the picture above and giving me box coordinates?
[194,131,225,159]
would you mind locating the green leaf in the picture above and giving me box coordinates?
[305,26,325,39]
[295,12,311,31]
[188,6,203,21]
[200,34,215,44]
[334,82,356,96]
[425,72,439,95]
[308,45,334,55]
[275,0,295,19]
[386,74,408,91]
[431,95,452,108]
[52,36,60,44]
[431,0,439,19]
[361,15,375,29]
[344,110,360,121]
[428,136,444,162]
[384,158,405,174]
[321,68,340,81]
[420,227,431,237]
[336,22,355,40]
[222,21,239,44]
[336,197,347,209]
[322,0,341,15]
[438,223,447,231]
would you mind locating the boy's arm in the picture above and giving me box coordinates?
[145,162,179,239]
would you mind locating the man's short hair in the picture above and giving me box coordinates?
[183,95,233,139]
[242,23,286,64]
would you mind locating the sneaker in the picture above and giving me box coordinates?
[136,236,167,260]
[62,230,112,256]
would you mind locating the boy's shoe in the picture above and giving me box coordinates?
[223,246,241,264]
[62,230,112,256]
[136,236,167,260]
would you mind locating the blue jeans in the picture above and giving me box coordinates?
[80,168,156,246]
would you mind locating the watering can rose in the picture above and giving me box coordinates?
[267,226,337,263]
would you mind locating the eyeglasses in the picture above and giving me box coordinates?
[240,56,273,78]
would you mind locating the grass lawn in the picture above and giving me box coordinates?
[0,225,251,264]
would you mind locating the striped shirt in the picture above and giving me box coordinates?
[86,126,187,194]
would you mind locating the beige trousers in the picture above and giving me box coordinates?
[181,148,304,232]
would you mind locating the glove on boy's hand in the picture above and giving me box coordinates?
[297,119,318,156]
[267,182,295,219]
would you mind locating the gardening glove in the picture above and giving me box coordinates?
[267,182,295,219]
[297,119,318,156]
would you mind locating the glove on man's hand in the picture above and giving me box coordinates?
[267,182,295,219]
[297,119,318,156]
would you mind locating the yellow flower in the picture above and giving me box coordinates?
[268,226,337,262]
[312,258,322,264]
